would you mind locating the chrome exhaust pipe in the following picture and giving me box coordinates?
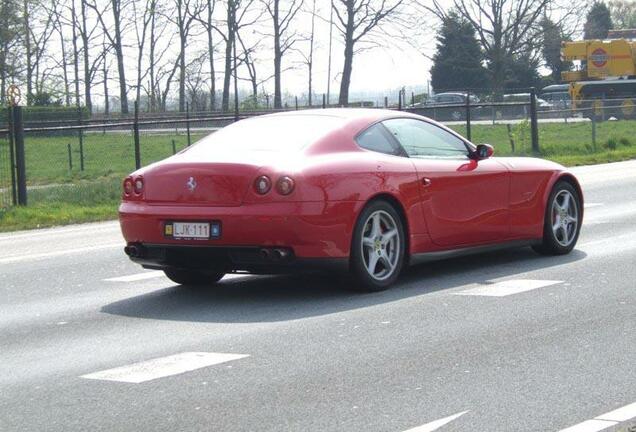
[272,248,289,260]
[260,248,271,260]
[124,245,141,258]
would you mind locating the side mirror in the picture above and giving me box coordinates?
[474,144,494,160]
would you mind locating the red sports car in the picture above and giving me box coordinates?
[119,109,583,291]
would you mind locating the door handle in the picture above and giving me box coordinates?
[422,177,432,187]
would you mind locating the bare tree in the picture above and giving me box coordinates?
[297,0,317,106]
[23,0,54,104]
[423,0,573,94]
[261,0,304,108]
[217,0,259,112]
[169,0,205,112]
[51,2,71,105]
[79,0,94,112]
[132,0,155,108]
[332,0,405,106]
[88,0,130,113]
[195,0,218,111]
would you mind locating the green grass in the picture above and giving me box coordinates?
[1,120,636,232]
[1,131,207,185]
[448,119,636,165]
[0,203,117,232]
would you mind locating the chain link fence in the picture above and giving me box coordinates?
[4,91,636,211]
[0,129,13,209]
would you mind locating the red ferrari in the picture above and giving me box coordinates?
[119,109,583,291]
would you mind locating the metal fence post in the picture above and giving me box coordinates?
[11,106,27,205]
[7,107,17,206]
[592,116,597,150]
[322,94,326,109]
[186,102,191,147]
[133,100,141,169]
[295,96,298,110]
[67,143,73,171]
[465,90,472,141]
[530,87,540,154]
[384,96,388,108]
[398,91,402,110]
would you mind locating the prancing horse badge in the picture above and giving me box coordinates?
[186,176,197,192]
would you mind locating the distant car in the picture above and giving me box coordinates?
[540,84,571,111]
[408,92,480,121]
[119,109,584,292]
[500,93,554,118]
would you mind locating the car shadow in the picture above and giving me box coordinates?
[101,247,587,324]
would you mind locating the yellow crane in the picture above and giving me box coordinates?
[561,37,636,119]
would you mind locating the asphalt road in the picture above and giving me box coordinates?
[1,160,635,432]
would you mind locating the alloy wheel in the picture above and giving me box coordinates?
[551,190,578,247]
[361,210,400,281]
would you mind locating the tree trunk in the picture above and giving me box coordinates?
[338,0,356,106]
[338,10,355,107]
[59,27,70,106]
[103,64,109,116]
[207,0,215,111]
[24,0,32,104]
[71,0,81,108]
[221,0,234,112]
[307,0,315,106]
[149,4,156,112]
[273,0,282,108]
[112,0,128,114]
[80,0,92,113]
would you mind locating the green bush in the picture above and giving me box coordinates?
[605,137,618,150]
[620,137,632,147]
[0,106,89,124]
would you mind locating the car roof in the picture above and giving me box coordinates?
[261,107,412,122]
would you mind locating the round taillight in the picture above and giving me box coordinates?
[123,179,133,196]
[254,175,271,194]
[276,176,295,195]
[133,178,144,194]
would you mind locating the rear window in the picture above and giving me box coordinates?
[190,115,345,153]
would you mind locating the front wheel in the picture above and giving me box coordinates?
[532,181,582,255]
[349,200,406,292]
[164,269,225,286]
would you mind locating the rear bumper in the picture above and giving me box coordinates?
[125,243,348,274]
[119,200,362,259]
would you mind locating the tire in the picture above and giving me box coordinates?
[163,268,225,286]
[349,200,406,292]
[532,181,582,256]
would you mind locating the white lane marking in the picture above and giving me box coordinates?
[558,401,636,432]
[81,352,249,383]
[596,401,636,422]
[557,419,617,432]
[0,221,120,242]
[0,243,123,264]
[403,411,468,432]
[105,271,165,282]
[453,279,562,297]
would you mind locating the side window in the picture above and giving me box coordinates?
[382,118,469,158]
[355,123,400,156]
